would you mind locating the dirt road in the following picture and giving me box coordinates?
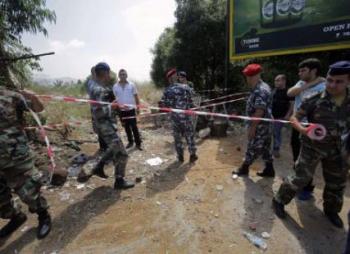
[0,125,349,254]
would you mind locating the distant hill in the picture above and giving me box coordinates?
[33,74,79,86]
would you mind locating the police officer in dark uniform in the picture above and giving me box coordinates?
[233,64,275,177]
[159,68,198,163]
[273,61,350,228]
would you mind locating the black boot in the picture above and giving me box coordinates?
[272,198,286,219]
[232,163,249,176]
[126,142,134,149]
[77,170,92,183]
[0,212,27,238]
[114,177,135,190]
[257,162,275,178]
[92,161,108,179]
[189,154,198,163]
[325,211,344,228]
[37,210,51,239]
[178,154,184,163]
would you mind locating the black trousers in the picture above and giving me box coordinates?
[119,109,141,146]
[291,128,314,192]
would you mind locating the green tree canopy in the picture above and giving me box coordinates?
[151,0,350,92]
[0,0,56,87]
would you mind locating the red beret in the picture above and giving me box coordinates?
[242,64,263,76]
[166,68,177,79]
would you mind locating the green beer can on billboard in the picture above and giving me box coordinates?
[231,0,350,60]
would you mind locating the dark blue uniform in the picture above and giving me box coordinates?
[160,83,197,158]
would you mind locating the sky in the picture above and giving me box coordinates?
[22,0,176,81]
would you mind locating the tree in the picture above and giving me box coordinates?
[151,0,350,92]
[150,27,176,88]
[0,0,56,87]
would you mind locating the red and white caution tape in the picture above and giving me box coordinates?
[25,120,86,130]
[192,97,247,110]
[27,108,56,183]
[37,94,327,140]
[200,92,250,104]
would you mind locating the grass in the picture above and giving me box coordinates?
[27,81,163,125]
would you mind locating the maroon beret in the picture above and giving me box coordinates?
[166,68,177,79]
[242,64,263,76]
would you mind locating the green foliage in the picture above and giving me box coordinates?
[151,0,245,92]
[151,0,350,92]
[0,0,56,87]
[150,27,176,88]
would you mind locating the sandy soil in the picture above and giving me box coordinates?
[0,123,349,254]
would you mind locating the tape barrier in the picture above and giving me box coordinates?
[192,97,247,110]
[197,88,235,93]
[25,120,85,130]
[200,92,250,104]
[27,108,56,184]
[37,94,326,141]
[306,124,327,141]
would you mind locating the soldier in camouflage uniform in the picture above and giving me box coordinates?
[78,62,134,189]
[273,61,350,228]
[233,64,275,177]
[87,66,108,152]
[0,84,51,239]
[159,69,198,163]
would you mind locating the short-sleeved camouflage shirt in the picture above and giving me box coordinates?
[246,80,272,126]
[296,89,350,145]
[0,87,33,167]
[160,83,194,121]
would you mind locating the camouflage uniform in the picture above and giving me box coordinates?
[275,89,350,214]
[244,80,273,165]
[89,81,128,178]
[87,78,108,151]
[160,83,197,157]
[0,87,48,219]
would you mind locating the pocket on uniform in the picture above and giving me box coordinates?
[11,136,30,160]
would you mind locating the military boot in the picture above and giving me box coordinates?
[37,210,51,239]
[92,161,108,179]
[257,162,275,178]
[0,212,27,238]
[272,198,286,219]
[189,154,198,163]
[325,211,344,228]
[177,154,184,163]
[232,163,249,176]
[114,177,135,190]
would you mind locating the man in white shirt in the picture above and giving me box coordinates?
[113,69,142,150]
[287,58,326,200]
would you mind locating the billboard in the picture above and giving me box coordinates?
[230,0,350,60]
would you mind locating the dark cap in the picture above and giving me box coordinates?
[166,68,177,79]
[242,64,263,77]
[95,62,110,72]
[178,71,187,78]
[328,61,350,76]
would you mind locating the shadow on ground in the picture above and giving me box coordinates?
[0,186,120,254]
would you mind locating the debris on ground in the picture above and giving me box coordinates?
[146,157,164,166]
[261,232,271,239]
[243,232,268,251]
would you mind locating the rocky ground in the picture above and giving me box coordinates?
[0,120,349,254]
